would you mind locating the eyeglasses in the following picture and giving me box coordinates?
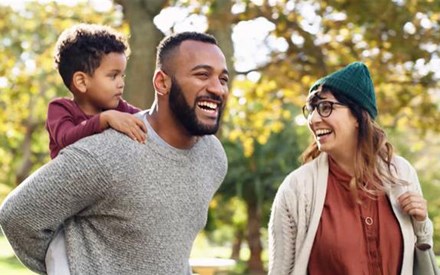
[302,101,346,118]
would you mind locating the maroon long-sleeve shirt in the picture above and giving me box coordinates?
[46,98,140,159]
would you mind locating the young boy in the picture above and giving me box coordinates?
[47,23,146,159]
[45,23,146,274]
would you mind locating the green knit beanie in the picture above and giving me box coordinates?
[309,62,378,119]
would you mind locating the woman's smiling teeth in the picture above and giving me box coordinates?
[315,129,332,137]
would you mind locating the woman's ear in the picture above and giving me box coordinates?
[153,70,171,96]
[71,72,88,93]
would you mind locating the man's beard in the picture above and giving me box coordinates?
[168,78,223,136]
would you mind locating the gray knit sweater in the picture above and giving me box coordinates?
[0,112,227,275]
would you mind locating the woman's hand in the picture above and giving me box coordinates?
[398,191,427,221]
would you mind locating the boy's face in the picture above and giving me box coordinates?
[84,52,127,113]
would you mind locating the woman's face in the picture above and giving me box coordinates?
[307,90,359,158]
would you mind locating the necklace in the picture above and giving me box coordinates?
[359,195,377,226]
[359,194,382,274]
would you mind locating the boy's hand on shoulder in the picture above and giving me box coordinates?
[100,110,147,143]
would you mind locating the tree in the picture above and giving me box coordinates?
[220,122,304,273]
[114,0,167,108]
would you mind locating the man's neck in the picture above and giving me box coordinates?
[146,110,199,149]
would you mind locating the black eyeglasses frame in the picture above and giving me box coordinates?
[302,101,346,118]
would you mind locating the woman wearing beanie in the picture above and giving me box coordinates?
[268,62,439,275]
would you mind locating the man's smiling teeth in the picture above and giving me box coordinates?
[198,101,217,110]
[315,129,332,136]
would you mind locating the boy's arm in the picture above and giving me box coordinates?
[47,100,103,149]
[99,110,147,143]
[0,148,111,274]
[116,99,142,114]
[47,100,146,149]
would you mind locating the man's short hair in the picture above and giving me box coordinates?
[54,23,129,89]
[156,32,218,73]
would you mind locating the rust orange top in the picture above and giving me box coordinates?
[308,157,403,275]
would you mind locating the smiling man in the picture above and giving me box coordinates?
[149,32,229,146]
[0,32,229,275]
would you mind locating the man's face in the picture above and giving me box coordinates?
[167,40,229,136]
[169,77,224,135]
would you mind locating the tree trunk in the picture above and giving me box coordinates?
[15,91,41,185]
[206,0,234,139]
[246,197,265,274]
[206,0,235,79]
[115,0,166,109]
[15,120,37,185]
[230,228,244,260]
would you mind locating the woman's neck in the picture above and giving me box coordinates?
[329,152,356,177]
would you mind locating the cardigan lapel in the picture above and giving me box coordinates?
[294,153,329,275]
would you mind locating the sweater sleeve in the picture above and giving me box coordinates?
[47,100,102,150]
[268,175,297,275]
[0,147,111,274]
[405,163,435,247]
[398,158,440,275]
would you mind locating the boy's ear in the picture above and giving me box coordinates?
[153,70,171,96]
[71,72,88,93]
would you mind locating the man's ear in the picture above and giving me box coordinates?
[153,70,171,96]
[71,72,88,93]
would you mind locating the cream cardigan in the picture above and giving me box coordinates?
[268,153,438,275]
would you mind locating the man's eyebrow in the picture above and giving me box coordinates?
[191,64,229,76]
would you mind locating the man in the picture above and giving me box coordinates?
[0,31,229,275]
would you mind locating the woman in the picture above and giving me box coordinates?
[268,62,439,275]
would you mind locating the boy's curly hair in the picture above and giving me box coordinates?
[54,23,129,89]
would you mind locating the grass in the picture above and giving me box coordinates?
[190,232,261,274]
[0,233,249,274]
[0,236,35,275]
[2,233,438,274]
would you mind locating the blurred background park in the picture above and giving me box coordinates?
[1,0,440,274]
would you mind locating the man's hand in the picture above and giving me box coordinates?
[100,110,147,143]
